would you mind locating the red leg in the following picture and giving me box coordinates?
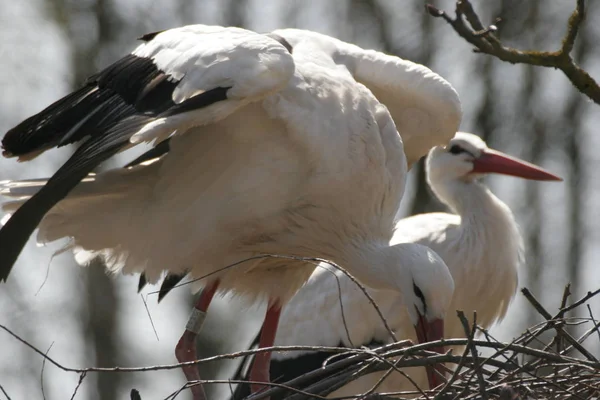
[249,299,282,395]
[175,280,220,400]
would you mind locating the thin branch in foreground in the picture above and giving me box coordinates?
[457,311,488,400]
[0,383,12,400]
[426,0,600,105]
[586,304,600,343]
[40,342,54,400]
[69,372,87,400]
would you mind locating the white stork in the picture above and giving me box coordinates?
[0,26,461,398]
[230,132,562,399]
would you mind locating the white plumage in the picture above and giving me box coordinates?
[231,132,561,398]
[0,25,462,397]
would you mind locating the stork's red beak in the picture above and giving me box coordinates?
[471,148,562,181]
[415,316,445,390]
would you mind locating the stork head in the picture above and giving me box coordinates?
[390,243,454,389]
[426,132,562,183]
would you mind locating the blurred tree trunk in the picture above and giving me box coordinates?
[521,65,544,328]
[511,1,545,328]
[86,1,122,398]
[48,0,123,397]
[473,56,494,144]
[44,0,121,397]
[85,261,120,400]
[347,0,392,52]
[563,14,589,308]
[224,0,247,27]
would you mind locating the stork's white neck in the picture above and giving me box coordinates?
[429,177,512,226]
[428,174,522,330]
[337,239,454,326]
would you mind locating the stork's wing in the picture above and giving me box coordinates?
[0,25,295,281]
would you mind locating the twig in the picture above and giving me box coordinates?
[426,0,600,105]
[140,293,160,341]
[356,348,430,400]
[317,259,398,342]
[560,288,600,314]
[4,315,600,376]
[521,288,598,361]
[0,322,365,372]
[319,264,355,348]
[187,379,330,400]
[555,285,572,357]
[457,311,488,400]
[586,304,600,343]
[69,372,87,400]
[0,384,12,400]
[40,342,54,400]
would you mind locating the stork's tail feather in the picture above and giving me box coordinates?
[1,179,48,213]
[0,167,152,275]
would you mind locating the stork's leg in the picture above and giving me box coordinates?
[249,299,282,395]
[175,279,220,400]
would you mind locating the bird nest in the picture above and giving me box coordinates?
[3,284,598,400]
[230,285,600,400]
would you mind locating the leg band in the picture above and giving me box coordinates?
[186,308,207,334]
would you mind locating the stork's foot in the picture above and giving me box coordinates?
[176,329,207,400]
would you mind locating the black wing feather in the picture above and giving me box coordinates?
[138,273,148,293]
[2,54,178,158]
[124,138,171,168]
[230,335,385,400]
[138,30,166,42]
[136,270,185,300]
[0,79,229,281]
[158,273,186,302]
[0,115,149,282]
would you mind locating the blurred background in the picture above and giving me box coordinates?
[0,1,599,399]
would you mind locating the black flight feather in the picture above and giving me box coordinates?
[138,273,148,293]
[230,331,385,400]
[0,51,229,281]
[158,273,186,302]
[124,138,171,168]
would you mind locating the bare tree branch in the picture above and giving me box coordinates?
[0,383,13,400]
[426,0,600,105]
[69,372,87,400]
[40,342,54,400]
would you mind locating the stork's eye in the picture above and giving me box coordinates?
[448,144,466,154]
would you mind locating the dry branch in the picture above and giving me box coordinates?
[426,0,600,105]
